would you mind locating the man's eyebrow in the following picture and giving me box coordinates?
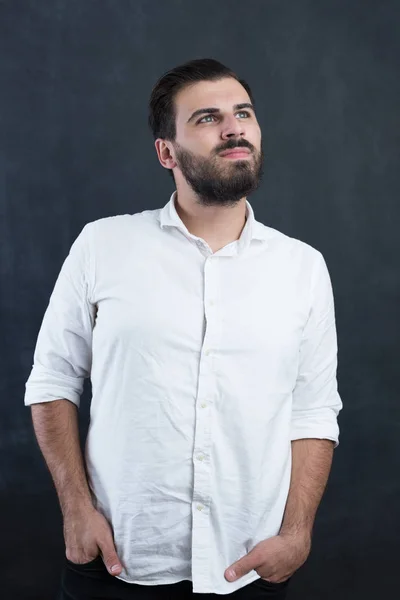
[186,103,255,124]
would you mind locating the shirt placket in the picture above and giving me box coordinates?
[191,250,223,590]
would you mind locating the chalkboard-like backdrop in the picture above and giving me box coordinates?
[1,1,399,598]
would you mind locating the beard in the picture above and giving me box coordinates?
[172,139,265,207]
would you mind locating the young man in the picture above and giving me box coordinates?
[25,58,343,599]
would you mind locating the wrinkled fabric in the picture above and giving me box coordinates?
[25,191,342,594]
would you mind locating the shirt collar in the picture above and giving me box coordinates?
[159,190,269,252]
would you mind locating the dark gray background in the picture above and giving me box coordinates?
[1,1,399,598]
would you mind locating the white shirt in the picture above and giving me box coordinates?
[24,190,342,595]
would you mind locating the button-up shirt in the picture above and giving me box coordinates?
[24,190,342,594]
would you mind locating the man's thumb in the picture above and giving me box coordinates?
[100,541,123,575]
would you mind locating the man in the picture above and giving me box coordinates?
[25,58,343,599]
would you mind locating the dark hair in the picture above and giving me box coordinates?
[148,58,256,180]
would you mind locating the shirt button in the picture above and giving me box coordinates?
[209,300,215,306]
[197,455,204,461]
[200,402,207,408]
[205,349,211,355]
[197,504,204,511]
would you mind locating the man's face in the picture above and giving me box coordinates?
[170,78,264,206]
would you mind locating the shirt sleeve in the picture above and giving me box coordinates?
[291,250,343,448]
[24,222,96,409]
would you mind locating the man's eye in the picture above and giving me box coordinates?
[198,114,217,124]
[197,111,250,124]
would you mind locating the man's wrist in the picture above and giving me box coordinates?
[279,527,312,545]
[60,494,95,520]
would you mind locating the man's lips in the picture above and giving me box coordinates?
[219,148,251,158]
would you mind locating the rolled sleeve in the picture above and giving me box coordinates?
[24,223,96,409]
[291,251,343,448]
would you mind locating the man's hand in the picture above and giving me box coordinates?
[224,532,311,584]
[64,505,123,576]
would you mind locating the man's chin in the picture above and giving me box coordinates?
[204,183,258,202]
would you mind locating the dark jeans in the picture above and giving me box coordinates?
[56,555,291,599]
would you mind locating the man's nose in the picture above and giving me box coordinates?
[220,116,245,139]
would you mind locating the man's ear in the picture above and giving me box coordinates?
[155,139,177,170]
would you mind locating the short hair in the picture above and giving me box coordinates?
[148,58,256,180]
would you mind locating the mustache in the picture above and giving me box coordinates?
[216,139,254,154]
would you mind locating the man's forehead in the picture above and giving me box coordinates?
[176,79,251,119]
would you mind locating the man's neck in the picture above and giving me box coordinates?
[174,190,247,252]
